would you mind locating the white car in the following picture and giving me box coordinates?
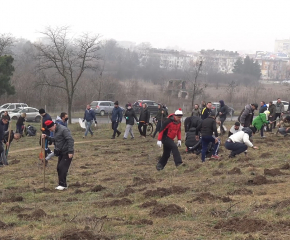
[266,101,289,112]
[9,107,41,122]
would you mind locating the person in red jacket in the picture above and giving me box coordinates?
[156,108,184,171]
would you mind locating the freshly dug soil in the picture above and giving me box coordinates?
[264,168,285,177]
[227,188,253,195]
[150,204,185,218]
[143,186,189,198]
[228,167,241,175]
[91,185,106,192]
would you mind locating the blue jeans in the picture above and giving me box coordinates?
[112,122,121,137]
[201,136,220,162]
[85,121,93,136]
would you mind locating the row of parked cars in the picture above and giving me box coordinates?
[0,103,41,122]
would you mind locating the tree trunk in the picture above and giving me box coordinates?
[68,95,72,124]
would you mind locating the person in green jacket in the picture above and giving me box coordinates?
[252,111,271,138]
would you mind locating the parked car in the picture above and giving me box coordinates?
[0,103,28,115]
[212,102,235,116]
[90,101,125,116]
[133,100,167,115]
[9,107,41,122]
[266,100,289,112]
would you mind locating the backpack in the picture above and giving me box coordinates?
[27,125,37,136]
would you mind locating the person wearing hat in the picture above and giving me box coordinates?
[238,103,258,127]
[195,111,220,162]
[228,122,243,137]
[123,103,138,139]
[83,104,97,138]
[276,115,290,137]
[156,108,184,170]
[138,103,150,138]
[225,127,258,158]
[42,120,74,190]
[111,101,123,139]
[39,108,53,157]
[252,110,271,138]
[152,103,168,138]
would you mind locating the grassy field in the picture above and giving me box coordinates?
[1,121,290,240]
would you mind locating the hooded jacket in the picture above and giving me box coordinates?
[239,104,254,126]
[158,114,181,142]
[217,100,227,119]
[185,127,199,148]
[56,116,68,127]
[252,113,269,131]
[124,108,138,125]
[196,116,218,137]
[184,116,202,133]
[46,124,74,155]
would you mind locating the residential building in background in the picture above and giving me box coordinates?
[199,49,240,74]
[275,39,290,54]
[255,51,290,80]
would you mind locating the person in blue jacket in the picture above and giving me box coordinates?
[56,112,69,127]
[83,104,97,138]
[111,101,123,139]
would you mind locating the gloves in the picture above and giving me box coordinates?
[126,117,129,120]
[137,122,139,125]
[82,119,85,122]
[95,120,97,124]
[157,141,162,148]
[177,140,181,147]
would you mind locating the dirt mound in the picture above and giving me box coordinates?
[281,163,290,170]
[228,167,241,175]
[143,186,189,198]
[31,209,47,220]
[214,217,269,233]
[264,168,285,176]
[70,181,82,187]
[96,198,133,208]
[10,196,23,202]
[188,192,232,203]
[212,170,223,176]
[74,189,83,194]
[102,177,115,182]
[271,199,290,209]
[8,205,31,213]
[150,204,184,217]
[117,188,135,197]
[259,153,272,158]
[227,188,253,195]
[0,221,7,229]
[60,229,112,240]
[248,175,269,185]
[130,219,153,225]
[132,177,155,186]
[103,193,114,198]
[139,200,159,208]
[10,159,20,165]
[91,185,106,192]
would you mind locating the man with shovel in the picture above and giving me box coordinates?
[42,120,74,191]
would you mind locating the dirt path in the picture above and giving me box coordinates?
[9,139,104,154]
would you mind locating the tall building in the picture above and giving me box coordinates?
[275,39,290,54]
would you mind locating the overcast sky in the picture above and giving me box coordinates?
[2,0,290,53]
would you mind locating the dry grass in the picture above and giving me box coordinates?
[1,122,290,240]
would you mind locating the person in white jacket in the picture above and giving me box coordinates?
[225,127,258,158]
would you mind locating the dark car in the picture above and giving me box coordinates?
[133,100,167,115]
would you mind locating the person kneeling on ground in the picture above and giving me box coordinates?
[156,108,184,171]
[228,122,243,137]
[195,111,220,162]
[185,127,201,154]
[225,127,258,158]
[42,120,74,191]
[1,131,21,165]
[276,115,290,137]
[252,110,271,138]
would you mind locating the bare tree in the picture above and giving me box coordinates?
[34,26,101,123]
[0,33,14,56]
[226,80,238,104]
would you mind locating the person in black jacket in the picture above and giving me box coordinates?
[1,130,21,165]
[184,115,202,136]
[201,102,212,120]
[3,111,10,131]
[123,103,138,139]
[138,103,150,138]
[42,120,74,191]
[16,113,26,136]
[259,101,267,113]
[0,116,9,166]
[152,104,168,138]
[216,100,227,135]
[196,111,220,162]
[185,127,201,153]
